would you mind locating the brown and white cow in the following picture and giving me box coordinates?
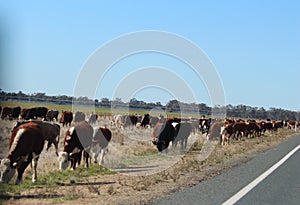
[0,122,44,184]
[90,127,112,165]
[13,120,61,156]
[220,123,234,146]
[287,120,296,130]
[58,121,93,170]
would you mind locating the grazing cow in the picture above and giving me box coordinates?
[287,120,296,130]
[149,116,160,128]
[0,122,44,184]
[1,106,21,120]
[58,121,93,170]
[123,115,138,127]
[173,122,192,153]
[11,106,21,120]
[233,122,247,140]
[188,119,199,134]
[74,111,86,123]
[113,114,124,128]
[61,111,73,126]
[260,121,273,133]
[13,120,60,156]
[46,110,59,122]
[140,114,150,128]
[21,107,48,120]
[245,122,261,138]
[207,121,223,141]
[220,124,234,146]
[88,113,98,125]
[199,118,211,134]
[90,127,112,165]
[272,120,284,131]
[1,107,12,119]
[152,121,176,152]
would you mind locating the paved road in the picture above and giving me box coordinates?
[151,134,300,205]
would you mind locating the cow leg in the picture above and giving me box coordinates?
[83,151,89,168]
[46,140,52,151]
[71,158,76,170]
[91,144,100,163]
[180,139,184,153]
[31,153,39,183]
[98,148,105,165]
[184,138,188,151]
[15,160,31,185]
[54,141,59,157]
[70,157,76,170]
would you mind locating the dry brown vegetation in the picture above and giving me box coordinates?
[0,118,299,205]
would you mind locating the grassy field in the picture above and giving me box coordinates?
[0,100,204,118]
[0,118,298,204]
[1,100,297,204]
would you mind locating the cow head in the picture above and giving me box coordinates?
[0,159,16,183]
[58,152,70,170]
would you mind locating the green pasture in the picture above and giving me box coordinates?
[0,100,204,118]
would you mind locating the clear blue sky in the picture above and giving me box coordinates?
[0,1,299,111]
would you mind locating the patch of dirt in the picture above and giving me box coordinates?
[1,119,299,205]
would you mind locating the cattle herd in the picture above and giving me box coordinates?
[0,105,299,185]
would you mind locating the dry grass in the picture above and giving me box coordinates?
[0,118,299,205]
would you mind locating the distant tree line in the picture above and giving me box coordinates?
[0,89,299,120]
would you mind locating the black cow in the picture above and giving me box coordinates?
[11,106,21,120]
[140,114,150,127]
[173,122,192,153]
[1,107,12,119]
[21,107,48,120]
[1,106,21,120]
[152,121,175,152]
[46,110,59,122]
[61,111,73,126]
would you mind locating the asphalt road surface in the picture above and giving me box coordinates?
[151,134,300,205]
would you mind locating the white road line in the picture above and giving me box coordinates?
[222,144,300,205]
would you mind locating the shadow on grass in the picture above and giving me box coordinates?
[0,193,64,200]
[55,181,115,186]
